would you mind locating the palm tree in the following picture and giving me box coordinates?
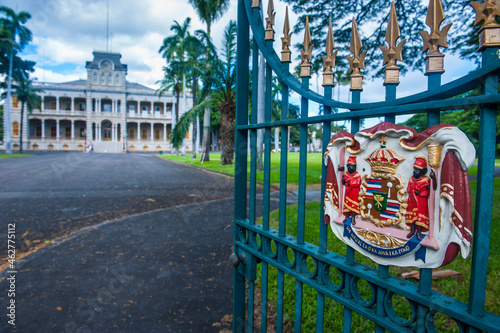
[184,31,211,158]
[159,18,192,63]
[165,30,217,158]
[170,21,237,164]
[188,0,229,161]
[158,18,192,155]
[213,21,236,165]
[13,76,42,153]
[0,6,32,154]
[156,65,182,152]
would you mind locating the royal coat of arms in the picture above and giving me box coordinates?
[324,122,475,268]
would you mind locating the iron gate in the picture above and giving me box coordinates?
[232,0,500,331]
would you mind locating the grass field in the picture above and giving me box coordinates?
[159,152,324,186]
[160,153,500,181]
[0,153,32,159]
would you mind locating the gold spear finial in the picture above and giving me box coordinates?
[381,2,406,84]
[419,0,452,54]
[419,0,451,73]
[300,16,314,77]
[264,0,275,40]
[322,20,338,86]
[471,0,500,50]
[281,6,292,62]
[347,17,367,90]
[471,0,500,27]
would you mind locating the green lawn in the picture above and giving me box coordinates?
[256,178,499,332]
[160,152,500,182]
[159,152,324,186]
[468,158,500,176]
[0,153,32,159]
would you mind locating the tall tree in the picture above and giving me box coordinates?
[0,6,32,154]
[12,76,42,153]
[156,65,183,153]
[170,21,237,165]
[168,32,217,152]
[188,0,230,161]
[158,18,192,155]
[184,30,211,158]
[213,21,237,165]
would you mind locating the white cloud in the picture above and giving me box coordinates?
[30,36,91,65]
[32,67,85,83]
[3,0,241,88]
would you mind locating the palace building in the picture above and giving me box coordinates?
[9,51,191,153]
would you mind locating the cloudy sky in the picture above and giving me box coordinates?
[4,0,476,119]
[4,0,243,87]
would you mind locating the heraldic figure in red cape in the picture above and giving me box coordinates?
[406,157,437,241]
[342,156,362,225]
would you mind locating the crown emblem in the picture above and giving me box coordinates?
[365,135,405,174]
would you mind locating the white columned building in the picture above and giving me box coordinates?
[8,51,192,153]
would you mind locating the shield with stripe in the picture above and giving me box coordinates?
[360,176,404,227]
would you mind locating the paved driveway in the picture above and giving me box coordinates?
[0,153,237,332]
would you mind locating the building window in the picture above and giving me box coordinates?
[107,74,112,85]
[142,105,148,112]
[12,96,19,108]
[104,104,111,112]
[65,127,71,138]
[80,128,85,137]
[51,127,56,137]
[100,74,105,84]
[79,103,85,111]
[155,129,160,140]
[36,126,41,137]
[129,128,135,139]
[142,128,147,139]
[115,74,119,85]
[12,122,19,136]
[186,131,189,140]
[93,73,97,83]
[154,106,160,112]
[129,104,135,112]
[117,102,121,113]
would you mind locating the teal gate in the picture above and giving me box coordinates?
[233,0,500,331]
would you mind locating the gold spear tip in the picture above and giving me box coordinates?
[381,1,405,69]
[350,17,362,57]
[348,17,365,76]
[300,17,314,77]
[265,0,276,40]
[322,20,337,85]
[420,0,451,55]
[281,6,292,62]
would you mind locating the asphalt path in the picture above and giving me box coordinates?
[0,153,232,259]
[0,152,246,332]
